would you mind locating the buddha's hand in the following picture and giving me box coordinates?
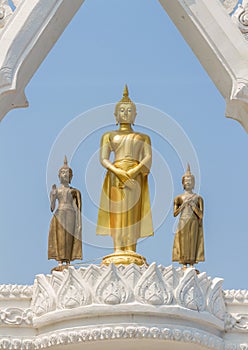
[127,167,139,179]
[180,200,191,211]
[183,197,193,206]
[114,168,131,184]
[189,201,197,209]
[50,184,57,212]
[51,184,57,195]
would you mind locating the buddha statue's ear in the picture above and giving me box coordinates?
[114,103,119,125]
[132,111,137,125]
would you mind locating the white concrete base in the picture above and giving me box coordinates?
[0,264,247,349]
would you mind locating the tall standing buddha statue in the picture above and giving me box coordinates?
[97,85,153,265]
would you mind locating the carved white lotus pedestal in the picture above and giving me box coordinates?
[0,264,247,350]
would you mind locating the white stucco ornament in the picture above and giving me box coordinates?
[232,0,248,39]
[0,0,12,28]
[134,264,172,305]
[221,0,239,14]
[0,264,246,349]
[0,284,33,298]
[175,268,205,311]
[30,264,226,324]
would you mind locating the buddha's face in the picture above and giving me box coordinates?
[117,103,136,124]
[183,175,194,191]
[59,168,70,184]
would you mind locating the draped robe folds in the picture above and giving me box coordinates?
[48,187,82,261]
[96,131,153,247]
[172,193,205,264]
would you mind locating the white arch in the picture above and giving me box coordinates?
[1,0,248,131]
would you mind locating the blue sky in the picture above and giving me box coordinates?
[0,0,247,289]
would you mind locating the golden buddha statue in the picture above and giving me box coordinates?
[97,85,153,265]
[172,164,205,270]
[48,157,82,271]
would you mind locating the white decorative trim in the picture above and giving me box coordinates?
[134,263,172,305]
[31,275,56,317]
[224,312,238,330]
[225,343,248,350]
[0,266,246,348]
[230,79,248,107]
[207,278,226,320]
[31,265,226,324]
[175,268,205,311]
[221,0,239,14]
[230,313,248,331]
[33,325,224,349]
[0,284,33,299]
[0,307,33,326]
[0,67,13,87]
[57,266,91,308]
[224,289,248,304]
[225,343,237,350]
[232,1,248,39]
[0,0,13,29]
[0,325,225,350]
[95,264,131,304]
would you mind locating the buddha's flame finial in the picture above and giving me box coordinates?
[123,84,129,98]
[186,163,191,175]
[120,84,132,103]
[64,155,68,168]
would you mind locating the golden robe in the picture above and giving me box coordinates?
[96,132,153,248]
[48,187,82,262]
[172,194,204,264]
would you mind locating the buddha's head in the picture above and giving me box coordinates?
[182,164,195,191]
[58,156,73,184]
[114,85,137,125]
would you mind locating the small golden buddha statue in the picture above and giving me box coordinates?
[172,164,205,270]
[48,156,82,271]
[97,85,153,265]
